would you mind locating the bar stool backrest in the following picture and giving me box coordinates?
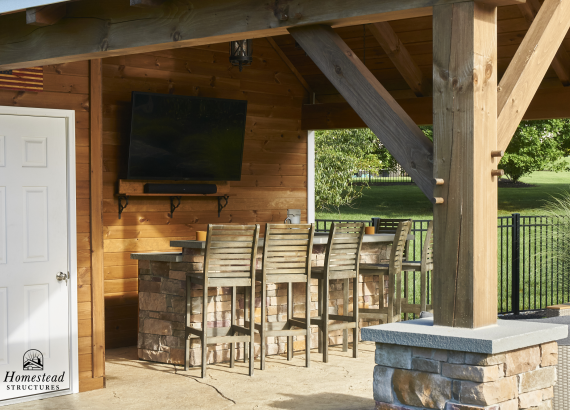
[373,218,412,234]
[422,221,434,269]
[204,224,260,279]
[325,222,366,277]
[262,224,315,279]
[389,221,412,275]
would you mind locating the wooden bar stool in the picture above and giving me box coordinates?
[257,223,315,369]
[359,220,412,324]
[401,221,434,316]
[311,222,365,363]
[184,224,260,378]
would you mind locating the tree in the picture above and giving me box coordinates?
[315,127,434,211]
[315,129,382,211]
[499,119,570,183]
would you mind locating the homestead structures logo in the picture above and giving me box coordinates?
[23,350,43,371]
[2,350,66,392]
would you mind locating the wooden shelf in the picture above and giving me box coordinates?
[116,179,231,219]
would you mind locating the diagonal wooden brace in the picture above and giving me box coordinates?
[289,25,435,200]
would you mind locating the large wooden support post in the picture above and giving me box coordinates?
[432,2,498,328]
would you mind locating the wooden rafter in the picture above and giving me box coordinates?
[517,0,570,87]
[497,0,570,152]
[130,0,167,7]
[368,22,431,97]
[0,0,525,70]
[26,3,66,26]
[266,37,317,103]
[289,24,434,200]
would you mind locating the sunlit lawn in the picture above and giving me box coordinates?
[316,170,570,222]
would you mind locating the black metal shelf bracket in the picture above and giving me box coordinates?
[170,196,181,218]
[118,195,129,220]
[218,195,229,217]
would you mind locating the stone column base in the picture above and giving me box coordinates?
[362,318,567,410]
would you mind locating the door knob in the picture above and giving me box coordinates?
[56,272,68,285]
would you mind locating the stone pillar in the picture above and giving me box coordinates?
[373,342,557,410]
[362,318,567,410]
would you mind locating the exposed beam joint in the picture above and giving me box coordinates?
[518,0,570,87]
[289,24,434,200]
[0,0,524,70]
[26,3,66,26]
[498,0,570,152]
[369,22,431,97]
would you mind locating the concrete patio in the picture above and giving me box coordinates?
[10,344,376,410]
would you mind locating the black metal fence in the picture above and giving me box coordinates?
[315,214,569,315]
[352,167,413,184]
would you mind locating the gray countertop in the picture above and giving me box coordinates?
[170,232,413,249]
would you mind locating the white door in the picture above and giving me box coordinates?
[0,108,77,403]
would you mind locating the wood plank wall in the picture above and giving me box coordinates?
[0,61,103,391]
[101,39,309,349]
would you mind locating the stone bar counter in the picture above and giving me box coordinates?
[361,318,567,410]
[132,232,409,366]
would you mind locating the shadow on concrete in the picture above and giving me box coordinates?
[268,393,375,410]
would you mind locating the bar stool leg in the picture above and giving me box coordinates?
[249,283,255,376]
[287,282,293,361]
[260,279,267,370]
[352,274,359,359]
[305,276,311,368]
[185,280,191,371]
[201,284,208,378]
[323,276,330,363]
[244,287,248,363]
[230,286,236,368]
[342,278,349,352]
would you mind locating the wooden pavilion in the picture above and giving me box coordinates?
[0,0,569,398]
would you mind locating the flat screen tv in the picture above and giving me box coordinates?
[127,92,247,181]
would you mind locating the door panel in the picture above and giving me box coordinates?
[0,114,70,401]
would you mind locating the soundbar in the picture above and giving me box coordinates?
[144,183,218,195]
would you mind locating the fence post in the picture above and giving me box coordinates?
[511,213,521,315]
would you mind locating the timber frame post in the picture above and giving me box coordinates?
[432,1,498,328]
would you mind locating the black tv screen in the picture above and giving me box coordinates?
[127,92,247,181]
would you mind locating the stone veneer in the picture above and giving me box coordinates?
[373,342,558,410]
[137,241,390,366]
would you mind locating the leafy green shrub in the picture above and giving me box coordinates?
[500,120,570,182]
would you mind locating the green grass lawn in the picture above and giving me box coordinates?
[316,170,570,222]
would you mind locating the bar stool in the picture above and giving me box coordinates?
[311,222,365,362]
[257,223,315,369]
[401,221,434,316]
[359,220,412,324]
[184,224,260,378]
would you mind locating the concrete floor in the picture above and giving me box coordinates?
[9,343,376,410]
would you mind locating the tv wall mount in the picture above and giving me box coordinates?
[117,194,230,219]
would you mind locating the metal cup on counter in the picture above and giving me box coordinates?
[284,209,301,224]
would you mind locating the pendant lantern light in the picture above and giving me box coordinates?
[229,39,253,72]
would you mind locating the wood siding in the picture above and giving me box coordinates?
[101,39,309,349]
[0,61,102,391]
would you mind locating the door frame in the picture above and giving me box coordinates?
[0,106,79,405]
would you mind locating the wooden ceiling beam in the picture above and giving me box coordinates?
[289,24,434,200]
[497,0,570,152]
[303,86,570,129]
[0,0,524,70]
[26,3,66,26]
[368,22,431,97]
[518,0,570,87]
[266,37,317,103]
